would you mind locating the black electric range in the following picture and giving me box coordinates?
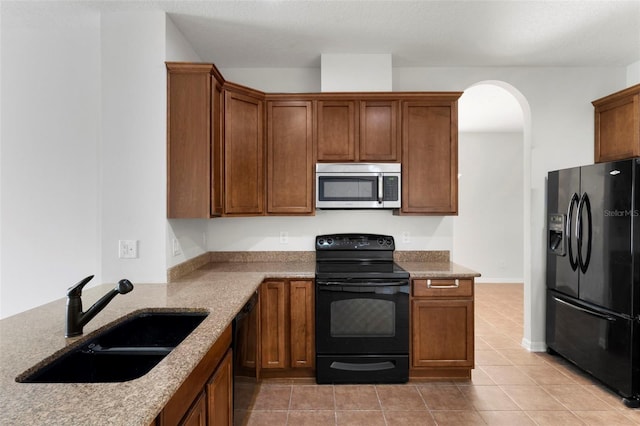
[314,233,410,384]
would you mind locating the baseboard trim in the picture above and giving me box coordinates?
[521,338,547,352]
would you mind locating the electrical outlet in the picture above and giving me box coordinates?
[279,231,289,244]
[172,238,182,256]
[402,232,411,243]
[119,240,138,259]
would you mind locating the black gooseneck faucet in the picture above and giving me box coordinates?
[65,275,134,337]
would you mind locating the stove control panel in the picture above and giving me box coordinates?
[316,234,395,250]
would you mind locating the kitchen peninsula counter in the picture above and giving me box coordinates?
[398,261,481,278]
[0,257,478,425]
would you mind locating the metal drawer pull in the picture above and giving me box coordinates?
[427,279,460,288]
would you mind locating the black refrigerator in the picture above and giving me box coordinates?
[546,158,640,407]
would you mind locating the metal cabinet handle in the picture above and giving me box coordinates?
[427,279,460,288]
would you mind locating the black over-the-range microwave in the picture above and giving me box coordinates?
[315,163,401,209]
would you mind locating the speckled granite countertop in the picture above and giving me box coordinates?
[0,258,478,426]
[397,261,481,278]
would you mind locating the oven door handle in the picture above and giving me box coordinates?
[427,279,459,288]
[317,280,409,286]
[330,361,396,372]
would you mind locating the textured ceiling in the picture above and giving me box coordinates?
[165,0,640,68]
[8,1,637,68]
[6,0,638,132]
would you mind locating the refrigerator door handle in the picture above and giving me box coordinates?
[553,296,615,321]
[567,193,580,271]
[577,192,592,273]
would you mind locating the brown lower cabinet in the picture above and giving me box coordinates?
[260,279,315,377]
[153,274,477,426]
[155,325,233,426]
[410,278,474,380]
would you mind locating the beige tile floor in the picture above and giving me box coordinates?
[235,283,640,425]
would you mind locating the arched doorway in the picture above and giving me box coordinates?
[454,81,536,350]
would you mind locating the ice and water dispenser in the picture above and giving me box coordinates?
[548,213,566,256]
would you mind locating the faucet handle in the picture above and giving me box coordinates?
[67,275,95,298]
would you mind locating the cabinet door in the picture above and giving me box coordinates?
[360,100,399,161]
[289,280,315,368]
[206,349,233,426]
[402,101,458,214]
[224,89,264,215]
[167,63,213,218]
[411,299,473,368]
[179,392,206,426]
[260,281,289,369]
[267,101,314,214]
[594,92,640,163]
[316,100,357,161]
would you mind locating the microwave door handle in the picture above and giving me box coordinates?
[378,174,383,204]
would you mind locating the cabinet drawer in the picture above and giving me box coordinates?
[412,278,472,297]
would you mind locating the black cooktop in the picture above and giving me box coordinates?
[315,234,409,280]
[315,260,409,280]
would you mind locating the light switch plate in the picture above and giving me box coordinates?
[172,238,182,256]
[119,240,138,259]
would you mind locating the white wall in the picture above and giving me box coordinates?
[165,16,211,267]
[321,54,392,91]
[0,7,101,318]
[219,67,321,93]
[628,60,640,85]
[0,6,171,319]
[166,16,201,62]
[100,11,167,284]
[453,132,524,282]
[206,213,453,252]
[0,4,3,317]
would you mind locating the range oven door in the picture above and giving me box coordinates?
[315,278,409,383]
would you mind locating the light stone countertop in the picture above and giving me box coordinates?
[397,261,481,278]
[0,259,478,426]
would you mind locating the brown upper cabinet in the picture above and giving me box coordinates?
[266,100,315,215]
[167,62,462,217]
[166,62,224,218]
[316,100,357,161]
[224,84,265,216]
[401,95,461,215]
[593,83,640,163]
[316,97,400,162]
[360,100,400,161]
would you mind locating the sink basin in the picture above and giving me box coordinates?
[17,310,208,383]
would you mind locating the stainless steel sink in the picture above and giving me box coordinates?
[16,310,208,383]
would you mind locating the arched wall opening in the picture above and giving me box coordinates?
[454,80,535,350]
